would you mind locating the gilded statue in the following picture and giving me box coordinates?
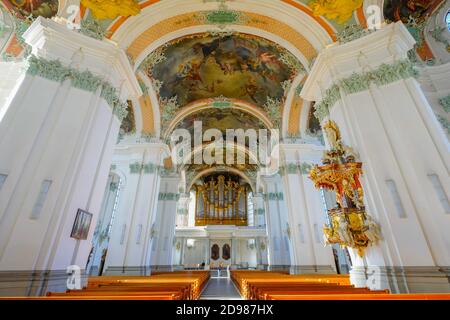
[322,120,341,150]
[81,0,141,20]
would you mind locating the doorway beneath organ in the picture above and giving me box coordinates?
[209,240,231,268]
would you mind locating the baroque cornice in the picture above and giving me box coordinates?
[301,21,416,103]
[439,95,450,113]
[22,17,142,99]
[26,55,129,122]
[312,59,418,122]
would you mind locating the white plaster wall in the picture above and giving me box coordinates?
[418,62,450,141]
[183,239,208,266]
[0,74,119,271]
[329,80,450,267]
[0,62,26,121]
[103,144,164,270]
[281,144,335,268]
[235,239,258,268]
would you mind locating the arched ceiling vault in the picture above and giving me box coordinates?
[103,0,346,138]
[135,30,307,139]
[109,0,338,51]
[179,141,262,169]
[164,98,273,140]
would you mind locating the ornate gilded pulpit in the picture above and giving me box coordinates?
[309,120,381,257]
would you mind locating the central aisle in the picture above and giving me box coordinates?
[200,278,243,300]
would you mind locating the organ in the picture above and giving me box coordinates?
[194,174,249,226]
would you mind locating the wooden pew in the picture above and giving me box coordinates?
[41,270,210,300]
[231,270,394,300]
[266,293,450,300]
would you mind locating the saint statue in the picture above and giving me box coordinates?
[322,120,341,150]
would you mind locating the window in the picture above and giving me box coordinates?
[247,191,254,226]
[428,174,450,214]
[107,177,121,237]
[446,11,450,32]
[386,179,407,218]
[30,180,52,220]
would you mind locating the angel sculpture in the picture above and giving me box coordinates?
[336,215,354,247]
[365,215,382,244]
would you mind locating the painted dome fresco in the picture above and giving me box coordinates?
[142,32,300,108]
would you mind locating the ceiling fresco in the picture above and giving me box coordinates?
[383,0,444,23]
[173,108,267,135]
[143,33,299,109]
[5,0,58,18]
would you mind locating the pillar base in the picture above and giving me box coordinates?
[350,266,450,293]
[0,270,88,296]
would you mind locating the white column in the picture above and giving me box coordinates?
[176,193,191,227]
[103,143,167,275]
[0,17,140,294]
[302,22,450,292]
[281,143,336,273]
[252,193,266,227]
[262,175,291,267]
[150,175,181,267]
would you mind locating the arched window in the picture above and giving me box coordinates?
[247,191,254,226]
[446,11,450,31]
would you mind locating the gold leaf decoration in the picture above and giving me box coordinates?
[308,0,363,24]
[81,0,141,20]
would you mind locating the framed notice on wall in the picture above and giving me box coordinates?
[70,209,93,240]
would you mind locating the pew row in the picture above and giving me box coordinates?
[231,270,450,300]
[43,270,210,300]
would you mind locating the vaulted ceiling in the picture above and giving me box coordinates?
[2,0,446,188]
[142,32,299,109]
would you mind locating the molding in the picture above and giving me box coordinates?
[302,21,416,103]
[27,55,129,122]
[336,24,372,44]
[439,94,450,113]
[0,269,88,296]
[22,17,142,99]
[429,26,450,52]
[281,162,313,175]
[158,193,180,201]
[313,59,418,122]
[129,162,160,174]
[79,17,111,40]
[254,208,265,215]
[264,192,284,201]
[436,114,450,135]
[350,266,450,293]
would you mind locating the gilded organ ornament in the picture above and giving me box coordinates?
[309,120,381,257]
[195,174,248,226]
